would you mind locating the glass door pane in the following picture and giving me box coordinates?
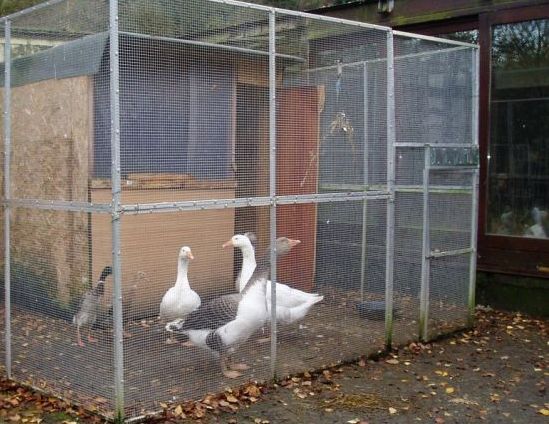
[488,19,549,239]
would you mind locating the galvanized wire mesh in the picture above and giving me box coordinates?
[0,0,479,420]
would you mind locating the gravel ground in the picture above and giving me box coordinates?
[217,307,548,424]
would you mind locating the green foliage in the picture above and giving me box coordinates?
[0,0,357,17]
[0,0,43,16]
[250,0,357,10]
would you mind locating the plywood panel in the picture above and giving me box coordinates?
[0,77,91,304]
[91,188,235,318]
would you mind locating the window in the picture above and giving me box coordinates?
[488,19,549,239]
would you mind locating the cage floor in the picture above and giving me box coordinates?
[0,291,468,418]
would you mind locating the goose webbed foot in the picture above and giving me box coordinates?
[221,355,242,379]
[87,334,98,343]
[181,340,194,347]
[165,318,185,332]
[229,362,249,371]
[76,328,85,347]
[223,369,242,379]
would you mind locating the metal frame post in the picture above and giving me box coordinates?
[468,48,480,326]
[109,0,124,420]
[419,145,431,342]
[384,30,396,348]
[360,62,369,301]
[3,19,12,379]
[268,9,278,380]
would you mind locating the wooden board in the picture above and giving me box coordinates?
[91,188,236,318]
[0,76,91,304]
[276,87,321,292]
[236,58,283,88]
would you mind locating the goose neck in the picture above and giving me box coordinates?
[175,258,190,289]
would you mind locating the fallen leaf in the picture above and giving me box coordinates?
[244,384,262,397]
[389,407,397,414]
[539,409,549,416]
[385,359,399,365]
[174,405,184,417]
[226,395,239,403]
[449,397,479,406]
[445,387,455,394]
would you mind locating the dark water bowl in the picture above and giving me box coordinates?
[355,301,401,321]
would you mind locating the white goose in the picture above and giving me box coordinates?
[159,246,201,323]
[524,207,548,239]
[167,234,265,378]
[236,236,323,325]
[229,232,257,294]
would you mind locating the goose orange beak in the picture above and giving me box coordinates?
[188,251,195,260]
[288,238,301,247]
[222,239,233,249]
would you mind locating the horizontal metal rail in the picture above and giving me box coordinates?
[428,247,474,259]
[119,30,305,63]
[395,142,474,148]
[395,185,474,194]
[5,192,392,214]
[5,198,112,213]
[205,0,391,32]
[430,165,478,171]
[320,183,473,193]
[121,191,390,214]
[393,30,478,49]
[302,45,473,74]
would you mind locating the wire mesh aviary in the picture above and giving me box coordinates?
[0,0,479,420]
